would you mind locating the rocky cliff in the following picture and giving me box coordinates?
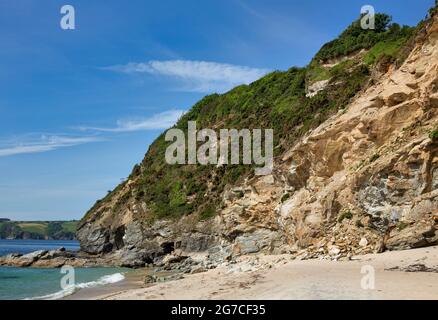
[77,7,438,268]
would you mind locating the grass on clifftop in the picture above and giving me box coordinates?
[314,14,414,63]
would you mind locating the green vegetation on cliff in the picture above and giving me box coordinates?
[84,13,420,224]
[314,14,414,63]
[0,220,78,240]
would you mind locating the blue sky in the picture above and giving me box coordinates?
[0,0,434,220]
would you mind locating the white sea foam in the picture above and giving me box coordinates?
[26,272,125,300]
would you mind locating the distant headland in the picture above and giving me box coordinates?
[0,220,77,240]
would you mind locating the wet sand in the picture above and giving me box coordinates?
[62,269,147,300]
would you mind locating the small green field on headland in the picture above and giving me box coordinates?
[0,219,78,240]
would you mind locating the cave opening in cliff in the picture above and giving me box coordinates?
[161,242,175,254]
[114,226,126,249]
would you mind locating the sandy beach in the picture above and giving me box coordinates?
[66,246,438,300]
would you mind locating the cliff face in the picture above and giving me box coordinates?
[278,15,438,256]
[77,10,438,267]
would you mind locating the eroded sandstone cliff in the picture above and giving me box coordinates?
[76,9,438,268]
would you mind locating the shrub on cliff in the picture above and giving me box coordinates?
[430,127,438,142]
[314,14,414,63]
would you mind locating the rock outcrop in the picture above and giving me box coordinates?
[0,248,106,268]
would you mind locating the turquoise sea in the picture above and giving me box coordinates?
[0,240,127,300]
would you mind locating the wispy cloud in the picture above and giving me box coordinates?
[0,135,101,157]
[79,109,185,133]
[0,110,184,158]
[103,60,270,93]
